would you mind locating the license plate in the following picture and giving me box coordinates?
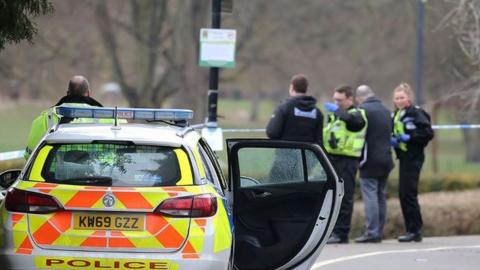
[73,213,145,231]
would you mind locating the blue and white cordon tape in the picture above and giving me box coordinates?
[0,124,479,162]
[223,124,480,133]
[0,150,24,162]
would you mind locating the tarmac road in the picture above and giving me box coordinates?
[313,235,480,270]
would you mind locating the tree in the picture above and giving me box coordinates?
[94,0,272,121]
[437,0,480,162]
[0,0,106,100]
[94,0,210,117]
[0,0,53,50]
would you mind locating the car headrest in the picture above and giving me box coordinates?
[63,150,90,164]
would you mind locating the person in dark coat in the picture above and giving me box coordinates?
[266,74,323,144]
[354,85,394,243]
[391,82,434,242]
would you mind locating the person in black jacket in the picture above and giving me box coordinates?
[354,85,394,243]
[266,74,323,144]
[391,83,434,242]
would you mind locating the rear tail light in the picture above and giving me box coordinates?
[155,194,217,218]
[5,188,63,214]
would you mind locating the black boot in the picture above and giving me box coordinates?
[398,232,422,242]
[327,233,349,244]
[354,234,381,243]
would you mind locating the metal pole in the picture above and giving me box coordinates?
[207,0,222,125]
[415,0,425,105]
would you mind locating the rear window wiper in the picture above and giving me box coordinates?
[56,176,113,186]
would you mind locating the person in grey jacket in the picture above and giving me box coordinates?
[354,85,394,243]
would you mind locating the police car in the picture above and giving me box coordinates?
[0,106,342,270]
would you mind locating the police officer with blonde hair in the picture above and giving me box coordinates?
[391,82,433,242]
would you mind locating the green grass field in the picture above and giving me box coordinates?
[0,102,46,152]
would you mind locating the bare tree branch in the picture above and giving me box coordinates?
[95,1,137,102]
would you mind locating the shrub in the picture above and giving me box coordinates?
[351,189,480,239]
[377,173,480,198]
[0,159,25,172]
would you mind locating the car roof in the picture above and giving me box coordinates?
[44,123,199,148]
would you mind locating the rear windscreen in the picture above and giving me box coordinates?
[34,143,188,187]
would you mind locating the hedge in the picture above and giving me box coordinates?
[351,189,480,239]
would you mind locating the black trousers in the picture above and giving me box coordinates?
[330,155,359,238]
[398,152,425,233]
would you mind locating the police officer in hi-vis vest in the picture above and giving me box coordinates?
[24,75,103,159]
[324,85,367,244]
[391,83,433,243]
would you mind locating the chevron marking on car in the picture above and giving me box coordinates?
[10,182,216,251]
[10,213,33,254]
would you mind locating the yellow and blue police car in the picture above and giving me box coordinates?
[0,106,342,270]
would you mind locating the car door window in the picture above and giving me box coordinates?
[237,147,327,187]
[306,148,328,182]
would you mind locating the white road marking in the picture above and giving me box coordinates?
[312,245,480,269]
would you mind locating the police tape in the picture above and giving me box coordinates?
[432,124,480,129]
[0,124,479,162]
[223,128,266,133]
[223,124,480,133]
[0,150,24,161]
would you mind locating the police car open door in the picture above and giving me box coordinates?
[227,139,343,270]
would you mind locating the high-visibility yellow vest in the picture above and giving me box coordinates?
[25,103,107,159]
[323,108,368,157]
[392,109,407,152]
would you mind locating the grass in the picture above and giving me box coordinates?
[218,99,276,128]
[0,102,47,152]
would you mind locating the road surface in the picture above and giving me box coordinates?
[313,235,480,270]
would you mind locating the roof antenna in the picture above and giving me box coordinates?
[114,106,118,126]
[111,106,121,130]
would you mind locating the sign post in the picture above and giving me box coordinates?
[200,28,236,127]
[200,0,235,151]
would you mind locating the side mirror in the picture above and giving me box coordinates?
[0,169,21,189]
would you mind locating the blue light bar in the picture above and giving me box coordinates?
[56,106,194,121]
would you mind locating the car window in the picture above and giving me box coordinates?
[305,149,328,182]
[29,143,193,186]
[199,139,227,190]
[198,144,214,183]
[237,147,327,187]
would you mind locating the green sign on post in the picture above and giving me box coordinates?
[199,28,236,68]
